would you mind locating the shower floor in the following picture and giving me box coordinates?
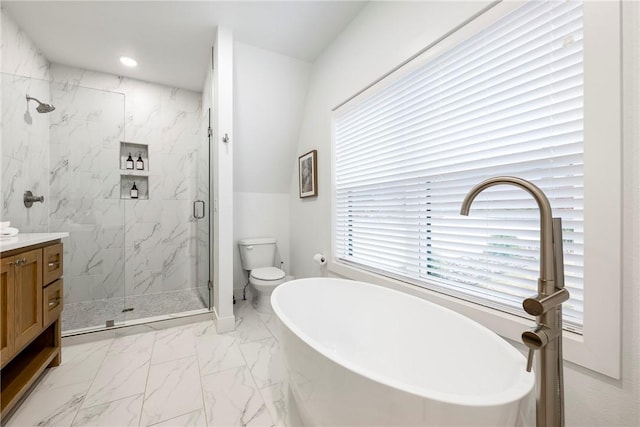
[62,287,209,333]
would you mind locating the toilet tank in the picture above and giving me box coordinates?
[238,238,277,270]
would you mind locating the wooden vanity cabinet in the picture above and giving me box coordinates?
[0,240,63,417]
[0,257,16,365]
[12,248,43,351]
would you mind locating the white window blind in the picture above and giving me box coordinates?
[333,1,584,331]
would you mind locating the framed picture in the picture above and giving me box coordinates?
[298,149,318,198]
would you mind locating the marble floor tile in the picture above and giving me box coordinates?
[6,381,92,427]
[5,290,292,427]
[239,337,285,389]
[196,332,246,376]
[148,409,207,427]
[40,339,112,390]
[259,382,288,427]
[82,350,151,408]
[192,320,218,337]
[151,325,197,365]
[201,366,274,427]
[139,355,203,426]
[229,313,273,344]
[72,394,144,426]
[109,330,156,355]
[257,313,281,341]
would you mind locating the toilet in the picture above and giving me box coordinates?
[238,237,286,313]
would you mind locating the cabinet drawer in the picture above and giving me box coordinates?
[43,243,63,285]
[43,279,63,326]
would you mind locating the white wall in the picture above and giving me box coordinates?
[233,41,310,292]
[289,2,639,426]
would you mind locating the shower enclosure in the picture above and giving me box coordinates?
[1,71,212,334]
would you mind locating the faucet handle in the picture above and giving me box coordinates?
[526,348,535,372]
[521,325,555,372]
[523,288,570,316]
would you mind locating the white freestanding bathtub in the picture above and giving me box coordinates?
[271,278,535,427]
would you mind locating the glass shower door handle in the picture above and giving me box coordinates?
[193,200,205,219]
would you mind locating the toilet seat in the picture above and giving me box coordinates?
[250,267,285,287]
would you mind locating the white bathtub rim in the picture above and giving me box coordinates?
[272,277,535,408]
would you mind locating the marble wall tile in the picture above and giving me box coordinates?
[127,268,164,297]
[139,355,203,426]
[101,224,125,249]
[1,73,50,231]
[128,221,162,249]
[161,199,191,246]
[47,63,203,308]
[66,225,102,276]
[3,49,203,317]
[66,275,98,304]
[125,244,164,272]
[95,248,125,299]
[1,10,50,79]
[162,243,191,291]
[125,199,163,224]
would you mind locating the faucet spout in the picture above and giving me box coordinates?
[460,176,567,427]
[459,176,555,291]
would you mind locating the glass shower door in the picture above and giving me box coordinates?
[195,108,211,309]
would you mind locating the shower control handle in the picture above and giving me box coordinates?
[24,190,44,208]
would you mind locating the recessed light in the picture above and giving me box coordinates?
[120,56,138,67]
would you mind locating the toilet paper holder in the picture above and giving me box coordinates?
[314,253,327,265]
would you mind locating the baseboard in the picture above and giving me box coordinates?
[214,307,236,333]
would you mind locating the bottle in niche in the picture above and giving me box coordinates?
[130,182,139,199]
[136,153,144,170]
[126,153,134,169]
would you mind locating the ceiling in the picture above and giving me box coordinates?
[2,1,367,92]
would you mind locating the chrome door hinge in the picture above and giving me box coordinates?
[208,280,213,290]
[208,127,213,137]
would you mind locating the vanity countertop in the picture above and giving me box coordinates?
[0,232,69,253]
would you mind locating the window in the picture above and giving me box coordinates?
[331,0,621,378]
[334,0,584,329]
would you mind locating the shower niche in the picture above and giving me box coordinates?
[120,141,148,171]
[119,141,149,199]
[120,174,149,200]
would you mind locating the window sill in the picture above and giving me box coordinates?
[328,260,616,379]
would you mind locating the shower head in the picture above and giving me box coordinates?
[26,94,55,113]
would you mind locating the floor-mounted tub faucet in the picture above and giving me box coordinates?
[460,176,568,427]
